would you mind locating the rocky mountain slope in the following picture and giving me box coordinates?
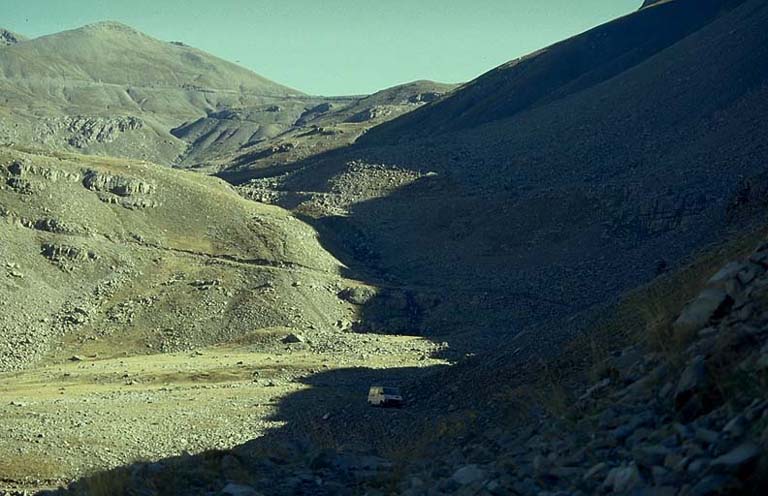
[0,146,363,372]
[212,80,458,179]
[0,22,299,97]
[234,0,768,349]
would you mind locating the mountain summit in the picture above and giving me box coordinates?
[0,21,301,96]
[0,21,314,164]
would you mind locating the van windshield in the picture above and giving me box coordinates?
[382,388,400,395]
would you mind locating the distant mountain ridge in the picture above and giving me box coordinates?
[0,21,453,166]
[0,21,311,164]
[0,21,301,96]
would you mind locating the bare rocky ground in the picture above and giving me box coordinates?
[0,332,444,493]
[28,235,768,496]
[0,146,354,371]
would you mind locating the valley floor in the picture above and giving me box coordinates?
[0,333,445,493]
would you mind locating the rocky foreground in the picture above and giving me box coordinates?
[35,240,768,495]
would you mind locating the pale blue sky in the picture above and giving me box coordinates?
[1,0,642,95]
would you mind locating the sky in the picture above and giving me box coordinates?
[1,0,642,95]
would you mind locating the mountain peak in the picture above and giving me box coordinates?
[0,21,303,97]
[78,21,142,35]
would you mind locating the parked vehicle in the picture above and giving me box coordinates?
[367,386,404,407]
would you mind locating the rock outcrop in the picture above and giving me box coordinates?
[82,170,156,197]
[55,116,143,149]
[345,106,393,123]
[0,28,26,47]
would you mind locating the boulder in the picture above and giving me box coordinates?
[583,462,609,481]
[282,333,305,344]
[82,170,155,197]
[710,442,762,475]
[452,465,485,485]
[675,355,724,421]
[673,289,733,338]
[676,357,707,392]
[339,286,377,305]
[706,262,745,288]
[603,463,643,493]
[632,445,672,467]
[689,475,743,496]
[722,415,748,439]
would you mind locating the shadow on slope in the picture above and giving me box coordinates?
[236,0,768,349]
[359,0,747,143]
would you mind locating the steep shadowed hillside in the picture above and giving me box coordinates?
[234,0,768,350]
[358,0,745,142]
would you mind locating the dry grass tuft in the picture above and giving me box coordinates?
[0,454,61,484]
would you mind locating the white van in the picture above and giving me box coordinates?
[367,386,404,407]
